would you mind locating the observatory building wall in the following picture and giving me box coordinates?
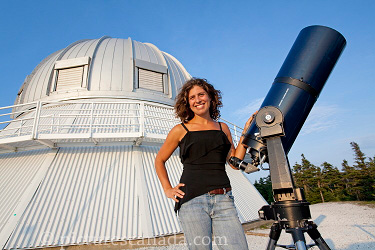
[0,36,268,249]
[2,145,266,249]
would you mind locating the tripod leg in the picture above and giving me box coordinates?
[288,228,307,250]
[266,222,282,250]
[306,222,331,250]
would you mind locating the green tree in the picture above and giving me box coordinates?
[321,162,343,201]
[255,141,374,204]
[368,156,375,200]
[341,159,360,200]
[292,154,324,204]
[350,142,375,200]
[253,175,273,204]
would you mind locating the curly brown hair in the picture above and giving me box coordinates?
[174,78,223,122]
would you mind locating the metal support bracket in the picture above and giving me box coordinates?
[36,139,56,148]
[0,144,17,151]
[134,136,144,146]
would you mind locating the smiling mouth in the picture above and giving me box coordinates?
[194,103,205,108]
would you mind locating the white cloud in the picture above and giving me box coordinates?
[301,104,340,135]
[234,98,264,117]
[230,101,341,136]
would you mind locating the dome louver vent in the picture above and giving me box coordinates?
[52,56,90,92]
[138,68,164,92]
[55,66,84,91]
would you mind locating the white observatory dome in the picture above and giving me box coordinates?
[0,37,267,250]
[16,36,190,106]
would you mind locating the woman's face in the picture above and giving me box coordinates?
[188,85,211,116]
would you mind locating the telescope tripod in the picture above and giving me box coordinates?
[260,198,330,250]
[254,106,331,250]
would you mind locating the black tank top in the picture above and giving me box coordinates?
[175,122,232,212]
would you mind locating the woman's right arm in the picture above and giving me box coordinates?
[234,111,258,160]
[155,124,185,202]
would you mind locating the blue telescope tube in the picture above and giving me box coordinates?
[242,25,346,160]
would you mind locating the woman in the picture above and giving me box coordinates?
[155,78,254,250]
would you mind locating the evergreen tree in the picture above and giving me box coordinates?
[254,141,374,204]
[341,159,359,200]
[321,162,343,201]
[368,156,375,200]
[254,175,273,204]
[350,142,375,200]
[292,154,324,204]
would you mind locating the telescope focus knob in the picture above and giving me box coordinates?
[263,112,275,124]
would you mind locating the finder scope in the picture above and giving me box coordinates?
[242,25,346,165]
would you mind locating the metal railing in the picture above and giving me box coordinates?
[0,100,244,151]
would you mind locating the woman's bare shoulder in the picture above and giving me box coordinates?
[171,123,185,132]
[219,122,233,139]
[168,123,187,141]
[219,122,230,131]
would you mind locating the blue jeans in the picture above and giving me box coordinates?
[178,191,249,250]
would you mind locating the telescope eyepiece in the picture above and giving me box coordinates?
[228,156,260,174]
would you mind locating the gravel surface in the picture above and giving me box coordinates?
[247,202,375,250]
[138,202,375,250]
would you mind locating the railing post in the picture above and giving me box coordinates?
[51,115,54,133]
[57,114,60,134]
[139,102,145,137]
[18,119,22,136]
[234,125,238,147]
[31,101,42,140]
[90,102,94,137]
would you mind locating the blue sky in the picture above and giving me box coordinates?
[1,0,374,182]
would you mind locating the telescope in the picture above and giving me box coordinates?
[230,25,346,250]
